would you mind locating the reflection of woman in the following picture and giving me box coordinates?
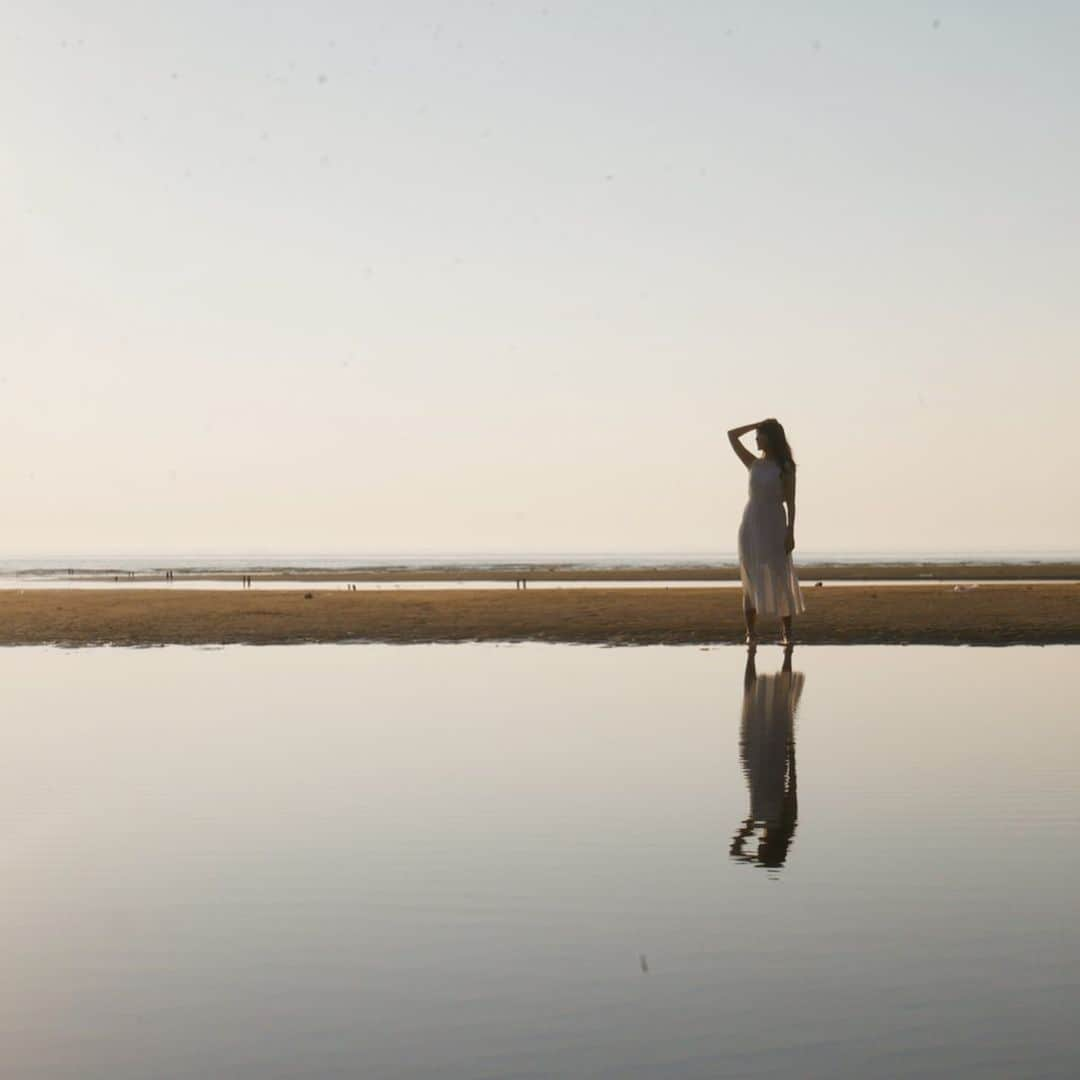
[727,418,804,645]
[730,646,804,870]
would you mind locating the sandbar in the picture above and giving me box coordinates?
[1,584,1076,647]
[55,561,1080,583]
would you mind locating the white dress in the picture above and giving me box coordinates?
[738,459,805,617]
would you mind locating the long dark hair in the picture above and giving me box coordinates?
[759,419,795,477]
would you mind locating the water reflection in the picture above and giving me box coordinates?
[730,645,804,870]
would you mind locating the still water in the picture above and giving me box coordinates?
[3,644,1077,1079]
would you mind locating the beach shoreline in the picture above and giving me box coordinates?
[1,583,1076,648]
[22,560,1080,584]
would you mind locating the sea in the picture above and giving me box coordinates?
[1,549,1077,579]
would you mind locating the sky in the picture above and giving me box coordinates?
[4,1,1078,556]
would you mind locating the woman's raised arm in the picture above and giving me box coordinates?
[727,422,760,468]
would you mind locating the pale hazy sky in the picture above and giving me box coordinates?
[5,2,1078,555]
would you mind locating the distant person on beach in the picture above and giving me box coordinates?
[727,418,805,645]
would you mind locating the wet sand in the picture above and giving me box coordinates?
[1,584,1076,647]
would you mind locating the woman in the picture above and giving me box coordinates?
[727,418,804,644]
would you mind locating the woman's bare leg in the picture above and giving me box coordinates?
[780,616,793,645]
[743,596,758,643]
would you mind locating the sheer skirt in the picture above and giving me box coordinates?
[738,500,805,617]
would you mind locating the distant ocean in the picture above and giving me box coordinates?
[1,551,1077,578]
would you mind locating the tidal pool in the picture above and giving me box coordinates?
[3,644,1077,1079]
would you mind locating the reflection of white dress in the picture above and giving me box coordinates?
[738,459,805,617]
[740,671,804,824]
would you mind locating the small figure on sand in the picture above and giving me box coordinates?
[728,418,805,645]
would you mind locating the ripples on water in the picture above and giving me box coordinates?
[3,644,1077,1079]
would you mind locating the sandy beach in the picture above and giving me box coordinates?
[1,583,1075,647]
